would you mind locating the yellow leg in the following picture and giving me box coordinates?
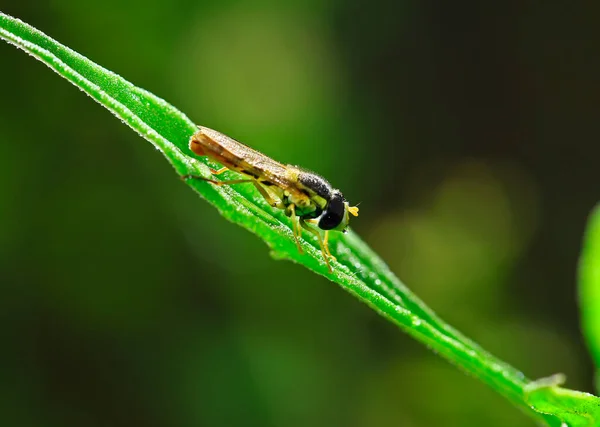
[289,204,303,254]
[252,181,282,208]
[184,174,287,216]
[182,175,254,186]
[210,166,229,175]
[300,220,332,273]
[323,231,337,262]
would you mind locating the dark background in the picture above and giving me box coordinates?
[1,1,597,426]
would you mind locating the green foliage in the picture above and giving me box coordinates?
[526,375,600,426]
[1,11,597,426]
[579,204,600,389]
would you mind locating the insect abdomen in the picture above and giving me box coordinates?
[189,137,206,156]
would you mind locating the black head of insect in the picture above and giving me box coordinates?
[317,190,359,232]
[296,170,359,232]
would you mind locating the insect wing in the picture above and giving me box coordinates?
[197,126,300,192]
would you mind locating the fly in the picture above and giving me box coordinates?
[183,126,359,272]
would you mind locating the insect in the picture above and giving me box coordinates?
[182,126,359,272]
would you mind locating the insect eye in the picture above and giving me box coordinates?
[318,193,345,230]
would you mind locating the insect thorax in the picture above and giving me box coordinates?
[296,170,333,201]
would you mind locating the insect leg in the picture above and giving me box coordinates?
[288,204,303,254]
[323,231,337,262]
[184,174,287,211]
[182,175,254,186]
[251,181,282,209]
[300,220,332,273]
[210,167,229,175]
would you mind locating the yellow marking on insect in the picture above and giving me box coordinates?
[183,125,359,273]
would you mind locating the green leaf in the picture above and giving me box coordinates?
[525,375,600,426]
[579,204,600,388]
[0,11,596,426]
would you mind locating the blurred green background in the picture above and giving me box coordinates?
[1,2,597,426]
